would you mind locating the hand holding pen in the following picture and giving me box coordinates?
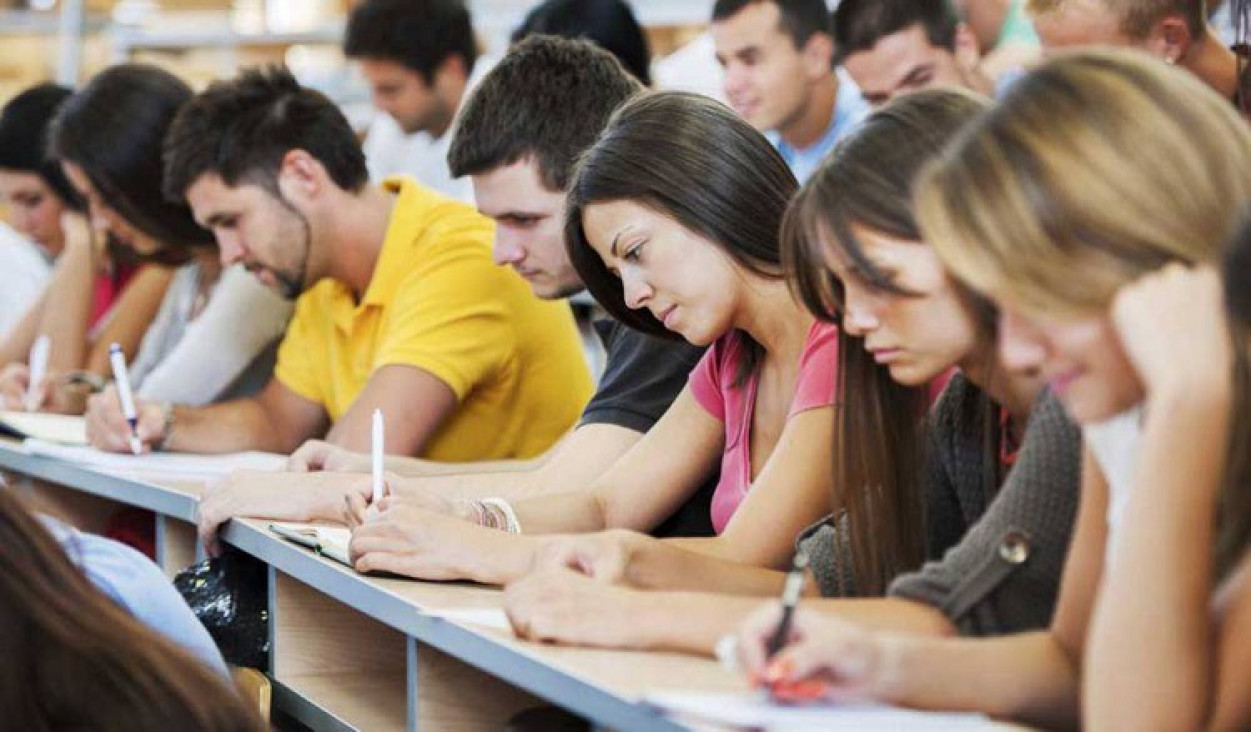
[83,345,166,454]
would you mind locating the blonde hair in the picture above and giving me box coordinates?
[917,48,1251,580]
[1026,0,1207,40]
[918,48,1251,321]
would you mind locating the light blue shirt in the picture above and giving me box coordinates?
[44,517,231,678]
[771,69,871,183]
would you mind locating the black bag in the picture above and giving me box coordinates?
[174,548,270,670]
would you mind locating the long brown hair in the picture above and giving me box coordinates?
[781,88,992,595]
[0,490,264,730]
[1221,209,1251,581]
[918,49,1251,582]
[565,90,798,387]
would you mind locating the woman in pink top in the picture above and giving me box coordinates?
[344,91,839,593]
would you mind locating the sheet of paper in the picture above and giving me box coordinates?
[644,692,1001,730]
[24,439,287,483]
[0,412,88,445]
[434,608,514,633]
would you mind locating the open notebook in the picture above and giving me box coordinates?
[23,439,287,483]
[269,523,352,567]
[0,412,88,446]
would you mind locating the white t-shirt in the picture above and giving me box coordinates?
[1083,404,1144,565]
[360,57,496,204]
[0,222,52,339]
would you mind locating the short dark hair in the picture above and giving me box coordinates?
[50,64,214,262]
[449,36,643,191]
[566,91,797,385]
[163,66,369,202]
[0,83,83,210]
[344,0,478,83]
[831,0,960,64]
[511,0,652,86]
[711,0,830,47]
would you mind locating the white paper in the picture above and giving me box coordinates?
[645,692,1001,730]
[0,412,88,445]
[24,439,286,483]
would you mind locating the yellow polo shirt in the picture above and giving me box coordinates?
[274,177,592,461]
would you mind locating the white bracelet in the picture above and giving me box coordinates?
[481,497,522,534]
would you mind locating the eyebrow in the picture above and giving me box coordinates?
[897,63,934,89]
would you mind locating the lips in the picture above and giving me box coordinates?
[1047,369,1081,395]
[868,347,902,364]
[655,305,678,329]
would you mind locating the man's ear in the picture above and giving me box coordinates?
[801,31,836,78]
[276,149,325,205]
[954,21,983,74]
[1144,15,1194,64]
[433,53,468,88]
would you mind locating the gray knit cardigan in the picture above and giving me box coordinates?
[799,372,1081,636]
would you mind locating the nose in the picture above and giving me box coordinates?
[840,283,880,338]
[493,230,525,266]
[216,233,245,267]
[998,309,1048,373]
[12,207,36,237]
[722,63,749,101]
[621,268,653,310]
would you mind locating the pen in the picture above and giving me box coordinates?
[371,408,384,504]
[766,551,809,658]
[25,334,49,412]
[107,343,143,455]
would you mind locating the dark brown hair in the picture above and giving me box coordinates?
[0,490,264,731]
[565,91,797,386]
[780,87,991,595]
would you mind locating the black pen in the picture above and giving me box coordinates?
[766,551,809,658]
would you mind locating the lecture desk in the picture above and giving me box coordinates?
[0,439,748,731]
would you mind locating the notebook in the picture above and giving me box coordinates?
[269,522,352,567]
[0,412,88,446]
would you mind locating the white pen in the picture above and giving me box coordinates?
[107,343,143,455]
[371,408,385,504]
[25,334,49,412]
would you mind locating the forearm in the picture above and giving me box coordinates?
[877,631,1080,729]
[165,399,302,454]
[513,490,608,534]
[626,540,789,594]
[38,241,95,372]
[1085,390,1228,730]
[621,594,958,657]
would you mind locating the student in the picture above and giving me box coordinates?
[733,50,1251,730]
[1026,0,1251,116]
[341,91,836,587]
[710,0,868,182]
[0,83,162,410]
[0,491,263,730]
[511,0,652,85]
[502,89,1081,653]
[0,83,78,261]
[107,68,589,473]
[52,65,292,413]
[345,0,481,201]
[831,0,996,106]
[196,38,714,548]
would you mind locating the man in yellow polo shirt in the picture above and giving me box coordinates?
[85,66,591,465]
